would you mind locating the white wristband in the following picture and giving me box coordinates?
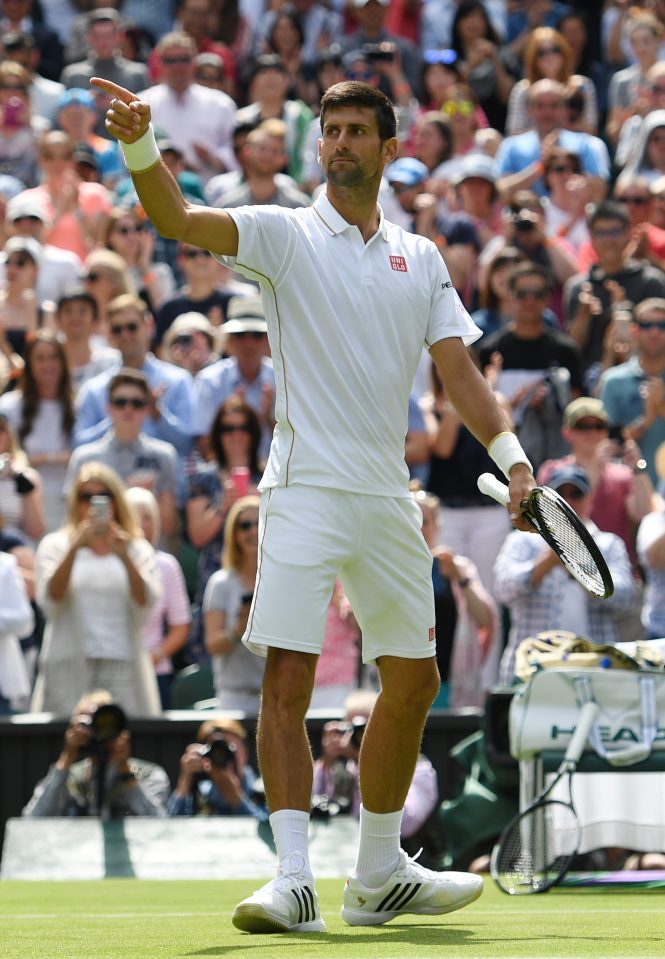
[488,431,532,480]
[119,125,160,172]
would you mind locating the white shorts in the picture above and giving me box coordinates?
[243,485,436,663]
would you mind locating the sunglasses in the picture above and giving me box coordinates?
[172,334,193,347]
[85,272,105,282]
[114,224,142,234]
[110,321,140,335]
[537,46,562,56]
[591,227,626,239]
[230,330,265,339]
[617,195,649,205]
[441,100,473,116]
[162,55,192,65]
[556,486,585,500]
[390,182,416,194]
[182,248,212,259]
[237,518,259,531]
[110,396,148,409]
[549,164,574,173]
[636,320,665,331]
[77,490,113,502]
[513,288,548,300]
[220,423,251,434]
[572,421,608,432]
[6,254,31,267]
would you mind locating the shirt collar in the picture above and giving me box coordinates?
[313,192,388,241]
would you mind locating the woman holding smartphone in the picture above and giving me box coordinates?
[203,495,264,713]
[32,462,161,716]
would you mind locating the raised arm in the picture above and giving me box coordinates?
[90,78,239,256]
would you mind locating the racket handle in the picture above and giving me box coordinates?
[564,701,599,764]
[477,472,510,506]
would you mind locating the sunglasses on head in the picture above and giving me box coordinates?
[182,248,212,259]
[220,423,251,434]
[110,396,148,409]
[442,99,473,116]
[237,518,259,531]
[637,319,665,331]
[514,288,548,300]
[110,321,140,335]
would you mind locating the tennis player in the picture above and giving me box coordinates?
[92,75,535,934]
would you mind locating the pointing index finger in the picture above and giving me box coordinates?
[90,77,136,104]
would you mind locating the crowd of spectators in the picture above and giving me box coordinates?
[2,2,665,826]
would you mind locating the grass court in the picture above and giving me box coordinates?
[1,877,662,959]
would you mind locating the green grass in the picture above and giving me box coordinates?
[0,878,662,959]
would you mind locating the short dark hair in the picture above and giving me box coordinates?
[109,368,150,401]
[508,262,554,294]
[57,286,98,319]
[588,201,630,230]
[320,81,397,142]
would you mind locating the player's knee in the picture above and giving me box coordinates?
[262,647,317,719]
[380,658,440,715]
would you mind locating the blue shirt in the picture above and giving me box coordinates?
[74,353,194,457]
[193,356,275,457]
[495,129,610,196]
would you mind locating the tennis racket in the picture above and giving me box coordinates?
[477,473,614,599]
[490,700,599,895]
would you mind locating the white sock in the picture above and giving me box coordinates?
[353,805,403,887]
[269,809,313,878]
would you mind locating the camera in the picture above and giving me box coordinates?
[196,734,237,774]
[80,703,127,755]
[362,42,395,63]
[511,211,537,233]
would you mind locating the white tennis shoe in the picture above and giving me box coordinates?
[232,853,326,934]
[341,850,483,926]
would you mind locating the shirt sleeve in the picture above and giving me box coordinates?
[161,554,192,626]
[215,205,295,286]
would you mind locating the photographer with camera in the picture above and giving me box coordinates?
[167,717,268,819]
[22,690,170,818]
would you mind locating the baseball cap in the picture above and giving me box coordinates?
[547,464,591,495]
[72,143,98,169]
[224,294,267,334]
[385,157,429,188]
[57,88,96,112]
[6,194,47,222]
[453,153,497,187]
[3,235,43,265]
[563,397,609,429]
[164,311,217,347]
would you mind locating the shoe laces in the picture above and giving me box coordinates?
[277,851,308,881]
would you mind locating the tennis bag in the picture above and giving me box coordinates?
[509,666,665,767]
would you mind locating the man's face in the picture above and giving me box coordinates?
[227,328,268,362]
[246,134,286,176]
[633,310,665,361]
[109,308,150,364]
[510,275,550,322]
[565,416,609,454]
[160,44,194,93]
[88,22,120,60]
[590,217,629,261]
[529,93,566,135]
[108,384,149,434]
[615,186,652,226]
[57,298,95,339]
[353,0,388,33]
[181,0,211,38]
[388,178,421,212]
[318,105,395,189]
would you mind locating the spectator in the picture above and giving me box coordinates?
[32,463,161,716]
[337,48,416,144]
[256,0,343,72]
[0,330,74,532]
[0,0,63,83]
[154,241,237,348]
[203,494,264,711]
[168,716,268,818]
[1,29,64,127]
[471,246,527,341]
[506,26,597,136]
[409,111,454,181]
[185,396,263,663]
[495,79,610,204]
[209,0,255,66]
[494,464,635,684]
[0,235,44,357]
[607,9,664,146]
[74,293,194,459]
[215,121,310,210]
[20,131,112,261]
[420,1,507,65]
[614,172,665,274]
[451,153,503,250]
[564,201,665,383]
[167,0,238,98]
[263,4,310,104]
[540,148,590,251]
[339,0,422,100]
[476,262,583,472]
[193,51,227,93]
[22,691,169,816]
[234,55,313,184]
[449,0,517,131]
[599,298,665,486]
[419,47,463,113]
[55,88,124,190]
[0,61,40,189]
[0,548,34,714]
[139,32,237,183]
[4,193,82,305]
[102,207,175,313]
[162,311,219,376]
[0,411,45,541]
[65,369,179,541]
[125,487,191,709]
[82,249,136,343]
[556,10,611,121]
[193,294,275,460]
[435,83,486,181]
[506,0,572,60]
[615,61,665,171]
[415,487,498,707]
[621,109,665,185]
[310,578,361,710]
[55,286,119,395]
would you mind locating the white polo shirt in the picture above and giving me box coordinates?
[218,192,480,498]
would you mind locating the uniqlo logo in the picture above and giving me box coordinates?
[389,255,408,272]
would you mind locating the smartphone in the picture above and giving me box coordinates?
[90,494,111,523]
[231,466,250,496]
[3,96,24,129]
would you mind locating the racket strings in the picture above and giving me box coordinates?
[492,801,579,894]
[533,489,608,596]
